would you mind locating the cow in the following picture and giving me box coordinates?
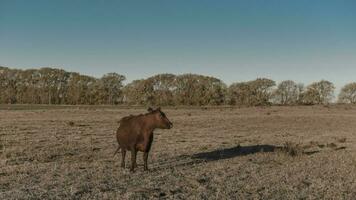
[115,107,173,172]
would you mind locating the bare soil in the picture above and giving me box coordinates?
[1,105,356,199]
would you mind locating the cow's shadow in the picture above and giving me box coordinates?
[150,144,321,171]
[152,145,282,170]
[190,144,281,162]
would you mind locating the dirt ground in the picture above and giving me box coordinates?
[1,105,356,199]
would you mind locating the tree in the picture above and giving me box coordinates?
[173,74,226,106]
[99,73,126,104]
[146,74,176,106]
[338,82,356,104]
[273,80,301,105]
[249,78,276,105]
[203,77,227,105]
[0,67,8,103]
[0,68,20,104]
[0,65,342,107]
[301,80,335,105]
[173,74,199,105]
[227,82,250,105]
[66,73,99,105]
[122,79,147,105]
[122,74,227,106]
[228,78,275,106]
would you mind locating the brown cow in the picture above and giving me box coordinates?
[115,107,173,171]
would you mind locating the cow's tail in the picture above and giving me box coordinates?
[113,146,121,157]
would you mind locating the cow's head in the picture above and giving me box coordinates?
[148,107,173,129]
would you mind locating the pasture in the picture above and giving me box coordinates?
[1,105,356,199]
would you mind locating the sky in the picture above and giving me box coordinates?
[1,0,356,89]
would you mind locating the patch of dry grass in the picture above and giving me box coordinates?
[1,105,356,199]
[282,141,304,156]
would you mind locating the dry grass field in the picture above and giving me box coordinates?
[1,105,356,199]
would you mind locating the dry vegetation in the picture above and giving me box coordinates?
[1,66,350,106]
[1,105,356,199]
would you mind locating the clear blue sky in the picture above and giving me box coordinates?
[1,0,356,88]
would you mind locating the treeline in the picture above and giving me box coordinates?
[1,66,356,106]
[0,66,125,105]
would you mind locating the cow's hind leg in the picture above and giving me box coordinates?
[143,152,149,171]
[121,150,126,168]
[130,149,137,172]
[113,146,121,157]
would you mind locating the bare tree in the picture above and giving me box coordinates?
[273,80,302,105]
[339,82,356,104]
[301,80,335,105]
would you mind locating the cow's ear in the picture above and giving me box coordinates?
[147,107,154,112]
